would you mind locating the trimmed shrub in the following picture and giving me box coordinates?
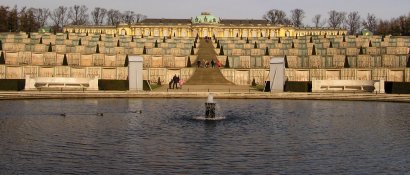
[98,80,128,91]
[344,55,350,68]
[96,44,100,53]
[284,55,289,68]
[219,46,224,55]
[0,51,5,64]
[284,81,312,92]
[187,56,192,67]
[62,54,68,66]
[225,56,230,68]
[0,79,25,91]
[124,54,129,67]
[48,42,52,52]
[385,82,410,94]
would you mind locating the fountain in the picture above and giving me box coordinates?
[205,94,216,118]
[193,93,224,120]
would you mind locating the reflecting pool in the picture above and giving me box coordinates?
[0,99,409,174]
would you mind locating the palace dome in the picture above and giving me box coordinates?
[192,12,220,24]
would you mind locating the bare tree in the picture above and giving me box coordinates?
[328,10,346,28]
[32,8,49,28]
[346,11,361,35]
[19,7,40,32]
[362,13,377,34]
[50,6,69,31]
[122,11,135,24]
[134,13,146,23]
[91,7,107,25]
[68,5,88,25]
[106,9,121,25]
[263,9,289,25]
[312,14,326,27]
[290,8,305,27]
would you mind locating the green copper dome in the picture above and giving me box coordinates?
[192,12,220,24]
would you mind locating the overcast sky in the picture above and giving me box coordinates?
[2,0,410,26]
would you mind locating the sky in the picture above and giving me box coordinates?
[2,0,410,26]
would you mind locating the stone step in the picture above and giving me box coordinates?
[186,38,233,85]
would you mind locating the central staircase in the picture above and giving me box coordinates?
[185,38,233,85]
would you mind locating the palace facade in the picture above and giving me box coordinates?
[64,12,346,38]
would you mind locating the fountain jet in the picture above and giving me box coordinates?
[205,94,216,118]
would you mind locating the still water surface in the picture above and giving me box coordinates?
[0,99,409,174]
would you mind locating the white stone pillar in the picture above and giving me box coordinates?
[128,56,143,91]
[269,57,285,92]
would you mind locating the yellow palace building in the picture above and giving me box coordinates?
[64,12,346,38]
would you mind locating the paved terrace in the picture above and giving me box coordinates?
[0,90,409,103]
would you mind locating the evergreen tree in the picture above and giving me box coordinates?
[278,37,281,43]
[329,41,333,48]
[296,34,298,39]
[173,32,176,37]
[309,36,313,43]
[78,38,82,45]
[268,34,270,39]
[86,31,88,36]
[154,40,158,48]
[187,56,192,67]
[124,54,129,67]
[191,46,195,55]
[0,40,3,50]
[254,41,258,48]
[291,41,295,48]
[236,33,239,37]
[344,56,350,68]
[48,42,52,52]
[96,44,100,53]
[407,55,410,68]
[62,54,68,66]
[312,44,316,55]
[216,40,220,48]
[117,40,120,47]
[215,38,218,44]
[157,77,161,85]
[324,33,327,38]
[28,32,31,38]
[343,35,346,42]
[284,55,289,68]
[0,52,5,64]
[143,46,147,54]
[369,40,372,47]
[381,35,385,42]
[260,33,263,37]
[141,34,144,38]
[225,56,230,68]
[114,33,116,37]
[246,37,249,44]
[359,46,364,55]
[131,36,134,42]
[193,42,196,48]
[39,37,43,44]
[265,47,269,56]
[66,33,69,40]
[219,46,224,55]
[99,35,102,41]
[163,36,166,43]
[251,78,257,86]
[240,35,243,40]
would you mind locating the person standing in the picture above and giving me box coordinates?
[179,78,184,89]
[211,59,215,68]
[172,74,177,89]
